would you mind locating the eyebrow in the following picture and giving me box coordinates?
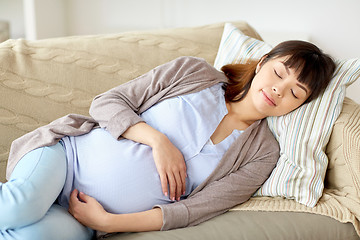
[297,83,309,94]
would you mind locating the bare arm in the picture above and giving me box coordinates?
[105,208,163,233]
[68,189,163,233]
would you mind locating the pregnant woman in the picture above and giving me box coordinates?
[0,40,335,239]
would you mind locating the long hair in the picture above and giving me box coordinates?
[221,40,336,103]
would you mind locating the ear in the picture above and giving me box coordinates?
[255,55,268,74]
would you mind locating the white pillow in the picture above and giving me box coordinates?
[215,23,360,207]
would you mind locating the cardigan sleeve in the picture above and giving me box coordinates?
[155,123,280,230]
[89,56,224,140]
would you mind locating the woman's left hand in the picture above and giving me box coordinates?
[68,189,110,232]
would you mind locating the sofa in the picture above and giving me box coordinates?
[0,21,359,240]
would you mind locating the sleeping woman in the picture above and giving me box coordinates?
[0,40,335,239]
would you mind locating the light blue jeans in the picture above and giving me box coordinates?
[0,143,94,240]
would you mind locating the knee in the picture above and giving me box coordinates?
[0,180,50,230]
[6,205,94,240]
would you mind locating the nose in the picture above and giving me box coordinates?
[272,85,284,97]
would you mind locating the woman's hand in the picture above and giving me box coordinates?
[122,122,187,201]
[68,189,110,232]
[152,135,187,201]
[69,189,163,233]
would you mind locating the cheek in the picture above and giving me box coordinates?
[284,100,305,113]
[250,75,265,92]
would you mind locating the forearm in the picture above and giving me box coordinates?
[122,122,166,148]
[104,208,163,233]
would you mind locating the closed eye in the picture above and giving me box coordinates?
[291,90,298,99]
[274,69,282,79]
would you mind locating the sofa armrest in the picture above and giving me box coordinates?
[325,97,360,194]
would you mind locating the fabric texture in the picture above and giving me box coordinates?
[101,211,359,240]
[0,22,262,183]
[213,24,272,68]
[1,21,360,238]
[0,143,94,239]
[57,84,240,214]
[232,89,360,238]
[214,22,360,207]
[1,204,93,240]
[5,56,280,232]
[1,143,66,229]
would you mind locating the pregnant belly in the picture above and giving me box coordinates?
[72,128,173,214]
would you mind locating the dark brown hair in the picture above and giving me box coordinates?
[222,40,336,103]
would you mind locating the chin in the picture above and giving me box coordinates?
[263,110,286,118]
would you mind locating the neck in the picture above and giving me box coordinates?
[226,97,265,125]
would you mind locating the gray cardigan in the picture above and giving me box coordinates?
[6,56,279,231]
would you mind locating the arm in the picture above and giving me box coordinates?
[89,56,220,140]
[157,123,280,230]
[69,143,277,233]
[69,124,279,232]
[105,208,163,233]
[89,57,221,200]
[158,152,278,230]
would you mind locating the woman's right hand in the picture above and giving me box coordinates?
[151,135,187,201]
[121,122,186,201]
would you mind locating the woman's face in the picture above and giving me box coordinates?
[248,56,311,117]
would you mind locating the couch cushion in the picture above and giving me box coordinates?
[99,211,359,240]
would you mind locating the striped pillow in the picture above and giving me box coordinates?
[214,23,360,207]
[214,24,272,67]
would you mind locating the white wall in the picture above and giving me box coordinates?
[62,0,360,59]
[1,0,359,102]
[0,0,24,39]
[65,0,166,34]
[23,0,66,40]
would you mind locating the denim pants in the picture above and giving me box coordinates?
[0,143,94,240]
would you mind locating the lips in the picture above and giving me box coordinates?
[261,90,276,106]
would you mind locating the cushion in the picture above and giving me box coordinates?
[214,23,360,207]
[100,211,359,240]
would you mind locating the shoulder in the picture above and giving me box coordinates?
[171,56,210,66]
[156,56,227,93]
[258,119,277,140]
[168,56,223,75]
[256,119,279,145]
[253,119,280,158]
[239,119,279,160]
